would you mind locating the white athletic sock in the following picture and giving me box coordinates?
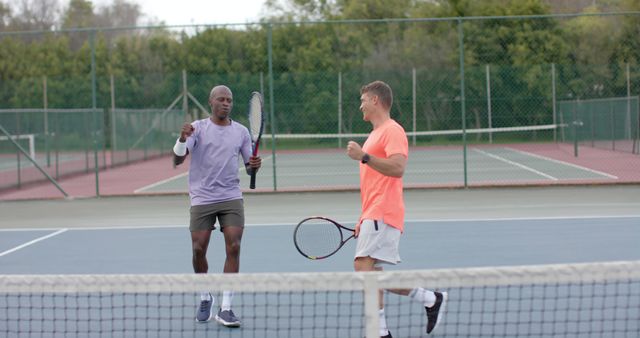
[221,291,234,311]
[379,308,389,336]
[409,287,437,307]
[200,292,212,301]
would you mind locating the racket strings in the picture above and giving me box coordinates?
[248,94,263,139]
[296,220,344,258]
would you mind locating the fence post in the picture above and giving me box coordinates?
[182,69,189,121]
[43,75,50,167]
[110,73,116,167]
[627,63,632,139]
[412,68,416,146]
[573,99,579,157]
[611,101,616,151]
[458,18,468,188]
[486,64,492,143]
[552,63,557,142]
[90,30,100,197]
[267,24,277,191]
[338,71,343,148]
[635,97,639,154]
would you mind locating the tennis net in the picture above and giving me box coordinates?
[1,260,639,338]
[263,124,560,150]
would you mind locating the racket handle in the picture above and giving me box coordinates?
[250,171,257,189]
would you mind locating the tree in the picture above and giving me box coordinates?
[0,1,13,31]
[611,0,640,65]
[61,0,94,29]
[0,0,59,33]
[264,0,339,21]
[94,0,141,28]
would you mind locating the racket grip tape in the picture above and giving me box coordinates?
[250,171,257,189]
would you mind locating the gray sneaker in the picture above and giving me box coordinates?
[215,309,241,327]
[195,294,213,322]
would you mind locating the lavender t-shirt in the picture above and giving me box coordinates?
[185,118,252,206]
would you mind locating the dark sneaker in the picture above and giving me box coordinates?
[215,309,241,327]
[195,294,213,322]
[381,331,393,338]
[426,291,448,334]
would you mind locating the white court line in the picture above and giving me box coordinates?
[134,172,188,193]
[1,215,639,232]
[473,148,558,180]
[413,202,640,211]
[0,225,184,232]
[504,147,619,179]
[0,229,68,257]
[136,155,276,193]
[405,215,640,223]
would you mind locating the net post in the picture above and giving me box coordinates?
[28,134,35,159]
[363,273,380,338]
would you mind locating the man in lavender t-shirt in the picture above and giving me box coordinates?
[172,85,261,327]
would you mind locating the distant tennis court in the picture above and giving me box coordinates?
[137,143,623,193]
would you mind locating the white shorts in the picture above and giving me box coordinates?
[354,219,402,265]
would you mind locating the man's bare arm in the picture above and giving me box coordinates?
[363,153,406,177]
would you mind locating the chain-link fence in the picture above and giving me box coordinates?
[1,13,639,196]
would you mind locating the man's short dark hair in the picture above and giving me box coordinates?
[361,81,393,110]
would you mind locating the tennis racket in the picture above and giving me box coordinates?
[293,216,355,260]
[248,91,264,189]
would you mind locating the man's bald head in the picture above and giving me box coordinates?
[208,85,234,123]
[210,85,232,101]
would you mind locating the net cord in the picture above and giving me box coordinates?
[2,260,638,294]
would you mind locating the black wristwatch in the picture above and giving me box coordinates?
[361,153,370,164]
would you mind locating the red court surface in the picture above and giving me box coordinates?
[0,155,189,201]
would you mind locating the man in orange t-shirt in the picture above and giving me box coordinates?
[347,80,447,338]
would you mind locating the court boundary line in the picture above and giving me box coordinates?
[472,148,558,180]
[134,171,188,193]
[1,215,639,232]
[0,229,68,257]
[505,147,619,179]
[135,154,275,193]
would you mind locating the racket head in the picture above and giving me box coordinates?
[247,91,264,189]
[293,216,354,260]
[248,91,264,147]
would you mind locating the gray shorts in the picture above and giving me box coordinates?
[189,199,244,232]
[355,219,402,265]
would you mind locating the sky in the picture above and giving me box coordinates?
[134,0,269,26]
[90,0,270,26]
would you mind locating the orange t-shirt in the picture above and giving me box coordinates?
[359,119,408,232]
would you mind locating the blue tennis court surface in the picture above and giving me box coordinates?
[0,216,639,274]
[1,184,639,275]
[1,187,639,338]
